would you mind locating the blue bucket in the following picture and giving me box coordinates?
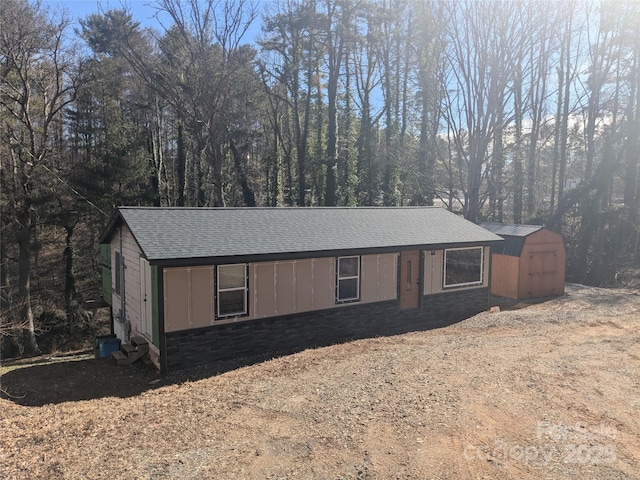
[95,335,121,358]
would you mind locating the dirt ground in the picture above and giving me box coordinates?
[1,284,639,479]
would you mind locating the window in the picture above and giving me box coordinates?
[336,256,360,303]
[114,250,123,296]
[444,247,483,288]
[217,264,248,318]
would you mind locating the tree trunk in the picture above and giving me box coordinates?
[175,122,186,207]
[207,143,225,207]
[16,215,39,355]
[513,66,524,224]
[550,57,564,212]
[0,214,10,312]
[623,46,639,211]
[324,1,343,207]
[63,225,76,320]
[418,90,431,205]
[557,10,573,205]
[492,99,505,222]
[229,138,257,207]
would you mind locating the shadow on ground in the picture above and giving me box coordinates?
[2,292,577,407]
[2,338,353,406]
[0,351,288,407]
[1,356,161,406]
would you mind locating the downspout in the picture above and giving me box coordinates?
[120,229,127,339]
[158,266,167,374]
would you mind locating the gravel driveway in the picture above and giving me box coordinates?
[2,284,639,479]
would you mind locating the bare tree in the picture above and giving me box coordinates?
[352,4,382,205]
[260,0,321,206]
[101,0,258,207]
[441,1,517,222]
[0,0,78,353]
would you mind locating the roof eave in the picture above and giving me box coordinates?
[148,238,503,267]
[99,208,125,244]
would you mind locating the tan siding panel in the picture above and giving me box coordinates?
[190,267,214,328]
[483,246,490,287]
[294,260,313,312]
[425,250,444,294]
[423,251,433,295]
[360,255,378,303]
[254,263,276,318]
[378,253,397,301]
[276,262,295,315]
[254,263,275,318]
[361,253,398,304]
[164,268,190,332]
[312,258,334,310]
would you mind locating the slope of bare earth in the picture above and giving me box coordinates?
[1,284,639,479]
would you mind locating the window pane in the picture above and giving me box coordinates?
[219,264,246,289]
[338,278,359,301]
[445,248,482,286]
[219,289,246,316]
[338,257,359,277]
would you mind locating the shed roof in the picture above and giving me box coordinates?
[479,223,554,256]
[478,223,545,237]
[102,207,502,263]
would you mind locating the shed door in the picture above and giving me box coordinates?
[140,257,153,339]
[400,250,420,310]
[526,250,559,297]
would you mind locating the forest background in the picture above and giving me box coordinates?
[1,0,639,356]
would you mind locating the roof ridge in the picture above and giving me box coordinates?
[103,205,502,260]
[118,205,442,211]
[479,222,544,228]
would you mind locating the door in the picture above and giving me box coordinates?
[139,257,153,339]
[400,250,420,310]
[526,250,559,298]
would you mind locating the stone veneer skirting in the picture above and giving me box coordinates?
[164,287,489,371]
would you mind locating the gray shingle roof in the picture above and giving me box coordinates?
[478,223,544,237]
[107,207,503,262]
[479,223,548,256]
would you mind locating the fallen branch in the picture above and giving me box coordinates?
[0,386,27,399]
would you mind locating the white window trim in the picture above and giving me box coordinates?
[216,264,248,318]
[443,246,484,288]
[336,255,361,303]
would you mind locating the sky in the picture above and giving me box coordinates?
[42,0,167,27]
[42,0,267,44]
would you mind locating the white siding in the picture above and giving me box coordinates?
[110,225,145,342]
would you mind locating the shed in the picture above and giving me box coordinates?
[479,223,566,299]
[100,207,503,372]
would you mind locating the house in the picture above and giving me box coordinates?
[479,223,566,299]
[100,207,503,372]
